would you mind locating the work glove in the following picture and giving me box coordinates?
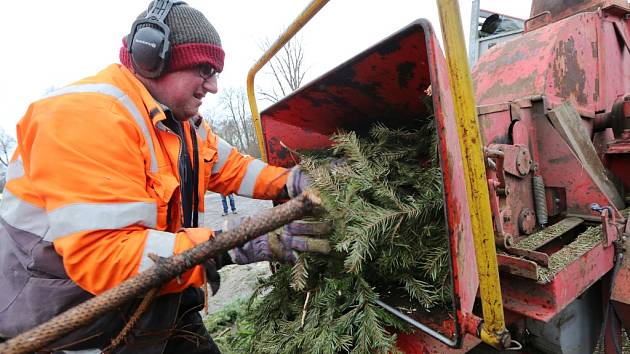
[148,253,223,296]
[285,160,346,198]
[286,165,310,198]
[182,229,234,296]
[203,258,221,295]
[226,217,331,264]
[204,250,236,295]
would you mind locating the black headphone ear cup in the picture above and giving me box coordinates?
[126,0,178,78]
[127,0,173,78]
[130,26,168,78]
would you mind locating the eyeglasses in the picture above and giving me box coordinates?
[198,65,219,81]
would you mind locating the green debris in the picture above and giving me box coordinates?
[538,226,602,283]
[204,299,255,354]
[515,218,581,251]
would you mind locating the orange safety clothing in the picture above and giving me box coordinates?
[0,64,288,337]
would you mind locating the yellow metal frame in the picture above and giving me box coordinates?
[436,0,509,349]
[246,0,330,162]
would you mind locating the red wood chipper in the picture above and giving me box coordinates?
[247,0,630,352]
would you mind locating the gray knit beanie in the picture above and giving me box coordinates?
[120,1,225,73]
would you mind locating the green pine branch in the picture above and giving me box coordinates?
[218,115,452,353]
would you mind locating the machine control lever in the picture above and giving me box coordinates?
[590,203,619,248]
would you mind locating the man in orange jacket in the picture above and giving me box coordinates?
[0,1,328,353]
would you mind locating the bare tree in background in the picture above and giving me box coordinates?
[200,106,219,131]
[201,88,260,158]
[0,128,17,192]
[258,37,308,103]
[201,37,308,159]
[222,88,253,152]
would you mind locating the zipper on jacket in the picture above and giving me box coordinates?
[156,122,181,228]
[162,112,198,228]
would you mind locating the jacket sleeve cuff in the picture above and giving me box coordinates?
[160,228,214,294]
[253,165,290,199]
[176,228,214,253]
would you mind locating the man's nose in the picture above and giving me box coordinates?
[203,76,218,94]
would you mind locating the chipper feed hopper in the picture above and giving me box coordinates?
[250,0,630,352]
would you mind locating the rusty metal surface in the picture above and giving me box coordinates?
[604,97,630,198]
[597,12,630,113]
[606,140,630,200]
[430,20,480,317]
[533,103,619,216]
[474,12,623,325]
[508,246,550,267]
[611,229,630,306]
[396,331,481,354]
[497,254,540,280]
[488,144,531,178]
[528,0,627,30]
[478,99,618,323]
[473,12,600,114]
[261,21,433,168]
[524,11,553,33]
[470,2,630,351]
[500,240,614,322]
[546,102,624,211]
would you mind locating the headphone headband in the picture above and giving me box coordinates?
[147,0,175,22]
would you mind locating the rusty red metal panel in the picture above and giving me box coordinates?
[497,254,539,280]
[500,242,614,322]
[528,0,626,30]
[534,103,618,216]
[261,24,433,168]
[612,266,630,325]
[604,97,630,193]
[473,12,600,115]
[428,23,479,316]
[611,235,630,334]
[597,17,629,113]
[471,2,630,350]
[396,332,481,354]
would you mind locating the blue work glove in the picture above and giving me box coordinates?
[226,217,331,264]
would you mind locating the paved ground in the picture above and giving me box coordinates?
[202,192,273,230]
[201,192,273,314]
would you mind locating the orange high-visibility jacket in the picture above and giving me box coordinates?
[0,64,287,336]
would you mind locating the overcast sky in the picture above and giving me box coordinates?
[0,1,531,137]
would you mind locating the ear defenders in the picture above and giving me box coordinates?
[127,0,182,78]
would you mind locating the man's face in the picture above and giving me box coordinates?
[149,65,218,121]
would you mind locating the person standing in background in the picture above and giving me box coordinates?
[221,193,237,216]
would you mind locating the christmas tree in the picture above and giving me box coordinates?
[219,113,451,353]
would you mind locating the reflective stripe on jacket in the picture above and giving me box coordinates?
[0,64,288,337]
